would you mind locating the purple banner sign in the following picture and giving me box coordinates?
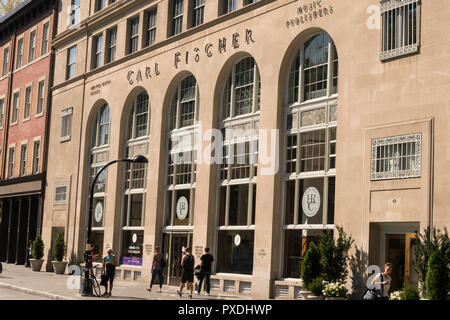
[120,257,142,266]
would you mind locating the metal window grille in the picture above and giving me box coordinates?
[380,0,419,60]
[371,133,421,180]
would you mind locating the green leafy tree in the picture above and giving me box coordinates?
[319,226,355,283]
[301,242,322,287]
[0,0,24,16]
[307,277,325,296]
[32,234,44,260]
[52,232,65,262]
[425,249,449,300]
[413,227,450,296]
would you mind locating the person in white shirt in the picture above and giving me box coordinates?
[371,262,393,299]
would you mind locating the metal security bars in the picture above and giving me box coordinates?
[380,0,419,60]
[371,133,421,180]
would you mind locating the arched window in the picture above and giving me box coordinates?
[88,103,110,262]
[120,92,149,267]
[216,56,260,275]
[282,32,338,279]
[163,75,198,283]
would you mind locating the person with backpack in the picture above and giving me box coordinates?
[363,262,392,300]
[147,246,165,293]
[197,247,214,296]
[178,247,194,298]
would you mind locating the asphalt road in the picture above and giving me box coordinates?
[0,288,49,300]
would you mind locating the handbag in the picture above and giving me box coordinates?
[194,265,203,280]
[100,273,108,287]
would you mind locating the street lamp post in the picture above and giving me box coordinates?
[81,155,148,296]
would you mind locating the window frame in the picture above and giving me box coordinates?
[7,146,15,179]
[11,90,20,125]
[41,22,50,55]
[36,79,46,117]
[32,138,41,174]
[144,8,157,47]
[19,142,28,177]
[2,47,9,76]
[171,0,184,36]
[92,33,104,69]
[28,29,37,62]
[66,46,77,80]
[16,37,24,69]
[105,27,117,64]
[60,107,73,142]
[24,84,32,120]
[127,16,140,55]
[54,182,69,205]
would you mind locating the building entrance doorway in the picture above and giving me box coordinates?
[385,233,419,291]
[162,232,192,286]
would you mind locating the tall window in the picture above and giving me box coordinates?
[145,8,157,47]
[24,86,32,119]
[32,140,40,174]
[216,57,260,275]
[29,30,36,62]
[171,0,184,36]
[11,92,19,124]
[20,144,27,176]
[95,0,106,11]
[37,80,45,115]
[92,34,103,69]
[66,46,77,80]
[70,0,81,26]
[127,17,139,54]
[16,38,24,68]
[0,98,4,128]
[106,27,117,63]
[120,91,150,266]
[88,104,110,262]
[282,32,338,279]
[165,75,198,229]
[192,0,204,28]
[2,47,9,76]
[41,22,50,55]
[8,147,15,178]
[380,0,419,60]
[222,0,237,15]
[61,108,73,141]
[288,33,338,103]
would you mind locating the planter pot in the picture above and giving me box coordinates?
[325,297,346,300]
[300,290,325,300]
[52,261,68,275]
[30,259,44,272]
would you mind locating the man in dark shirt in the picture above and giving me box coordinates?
[197,247,214,296]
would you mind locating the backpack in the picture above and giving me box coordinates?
[160,256,166,269]
[363,273,384,300]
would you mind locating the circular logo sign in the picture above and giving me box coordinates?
[302,187,321,218]
[94,202,103,223]
[176,196,189,220]
[132,233,138,244]
[234,234,241,247]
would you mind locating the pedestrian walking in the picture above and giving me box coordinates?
[25,240,33,268]
[364,262,392,300]
[147,246,165,293]
[102,248,116,297]
[178,247,194,298]
[197,247,214,296]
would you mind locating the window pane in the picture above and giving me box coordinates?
[228,184,249,226]
[285,180,295,225]
[217,230,254,275]
[299,178,323,225]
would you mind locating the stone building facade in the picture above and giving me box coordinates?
[42,0,449,299]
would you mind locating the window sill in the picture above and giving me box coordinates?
[35,113,44,118]
[60,136,71,143]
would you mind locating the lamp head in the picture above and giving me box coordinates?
[132,155,148,163]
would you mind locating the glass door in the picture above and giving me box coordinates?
[404,233,419,287]
[162,232,192,285]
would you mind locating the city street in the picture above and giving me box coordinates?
[0,264,250,300]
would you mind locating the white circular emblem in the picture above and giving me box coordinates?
[234,234,241,247]
[94,202,103,223]
[302,187,321,218]
[176,196,189,220]
[132,233,137,244]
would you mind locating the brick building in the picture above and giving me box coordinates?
[0,0,57,266]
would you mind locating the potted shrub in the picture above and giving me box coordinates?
[425,249,448,300]
[306,277,325,300]
[323,282,349,300]
[390,284,420,300]
[52,232,67,275]
[300,243,322,300]
[30,235,44,272]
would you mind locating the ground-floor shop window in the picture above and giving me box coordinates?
[121,230,144,266]
[91,230,104,263]
[216,230,254,275]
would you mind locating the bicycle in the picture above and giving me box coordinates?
[80,264,102,297]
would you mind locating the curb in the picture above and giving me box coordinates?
[0,282,73,300]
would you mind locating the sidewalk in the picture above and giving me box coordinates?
[0,263,251,300]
